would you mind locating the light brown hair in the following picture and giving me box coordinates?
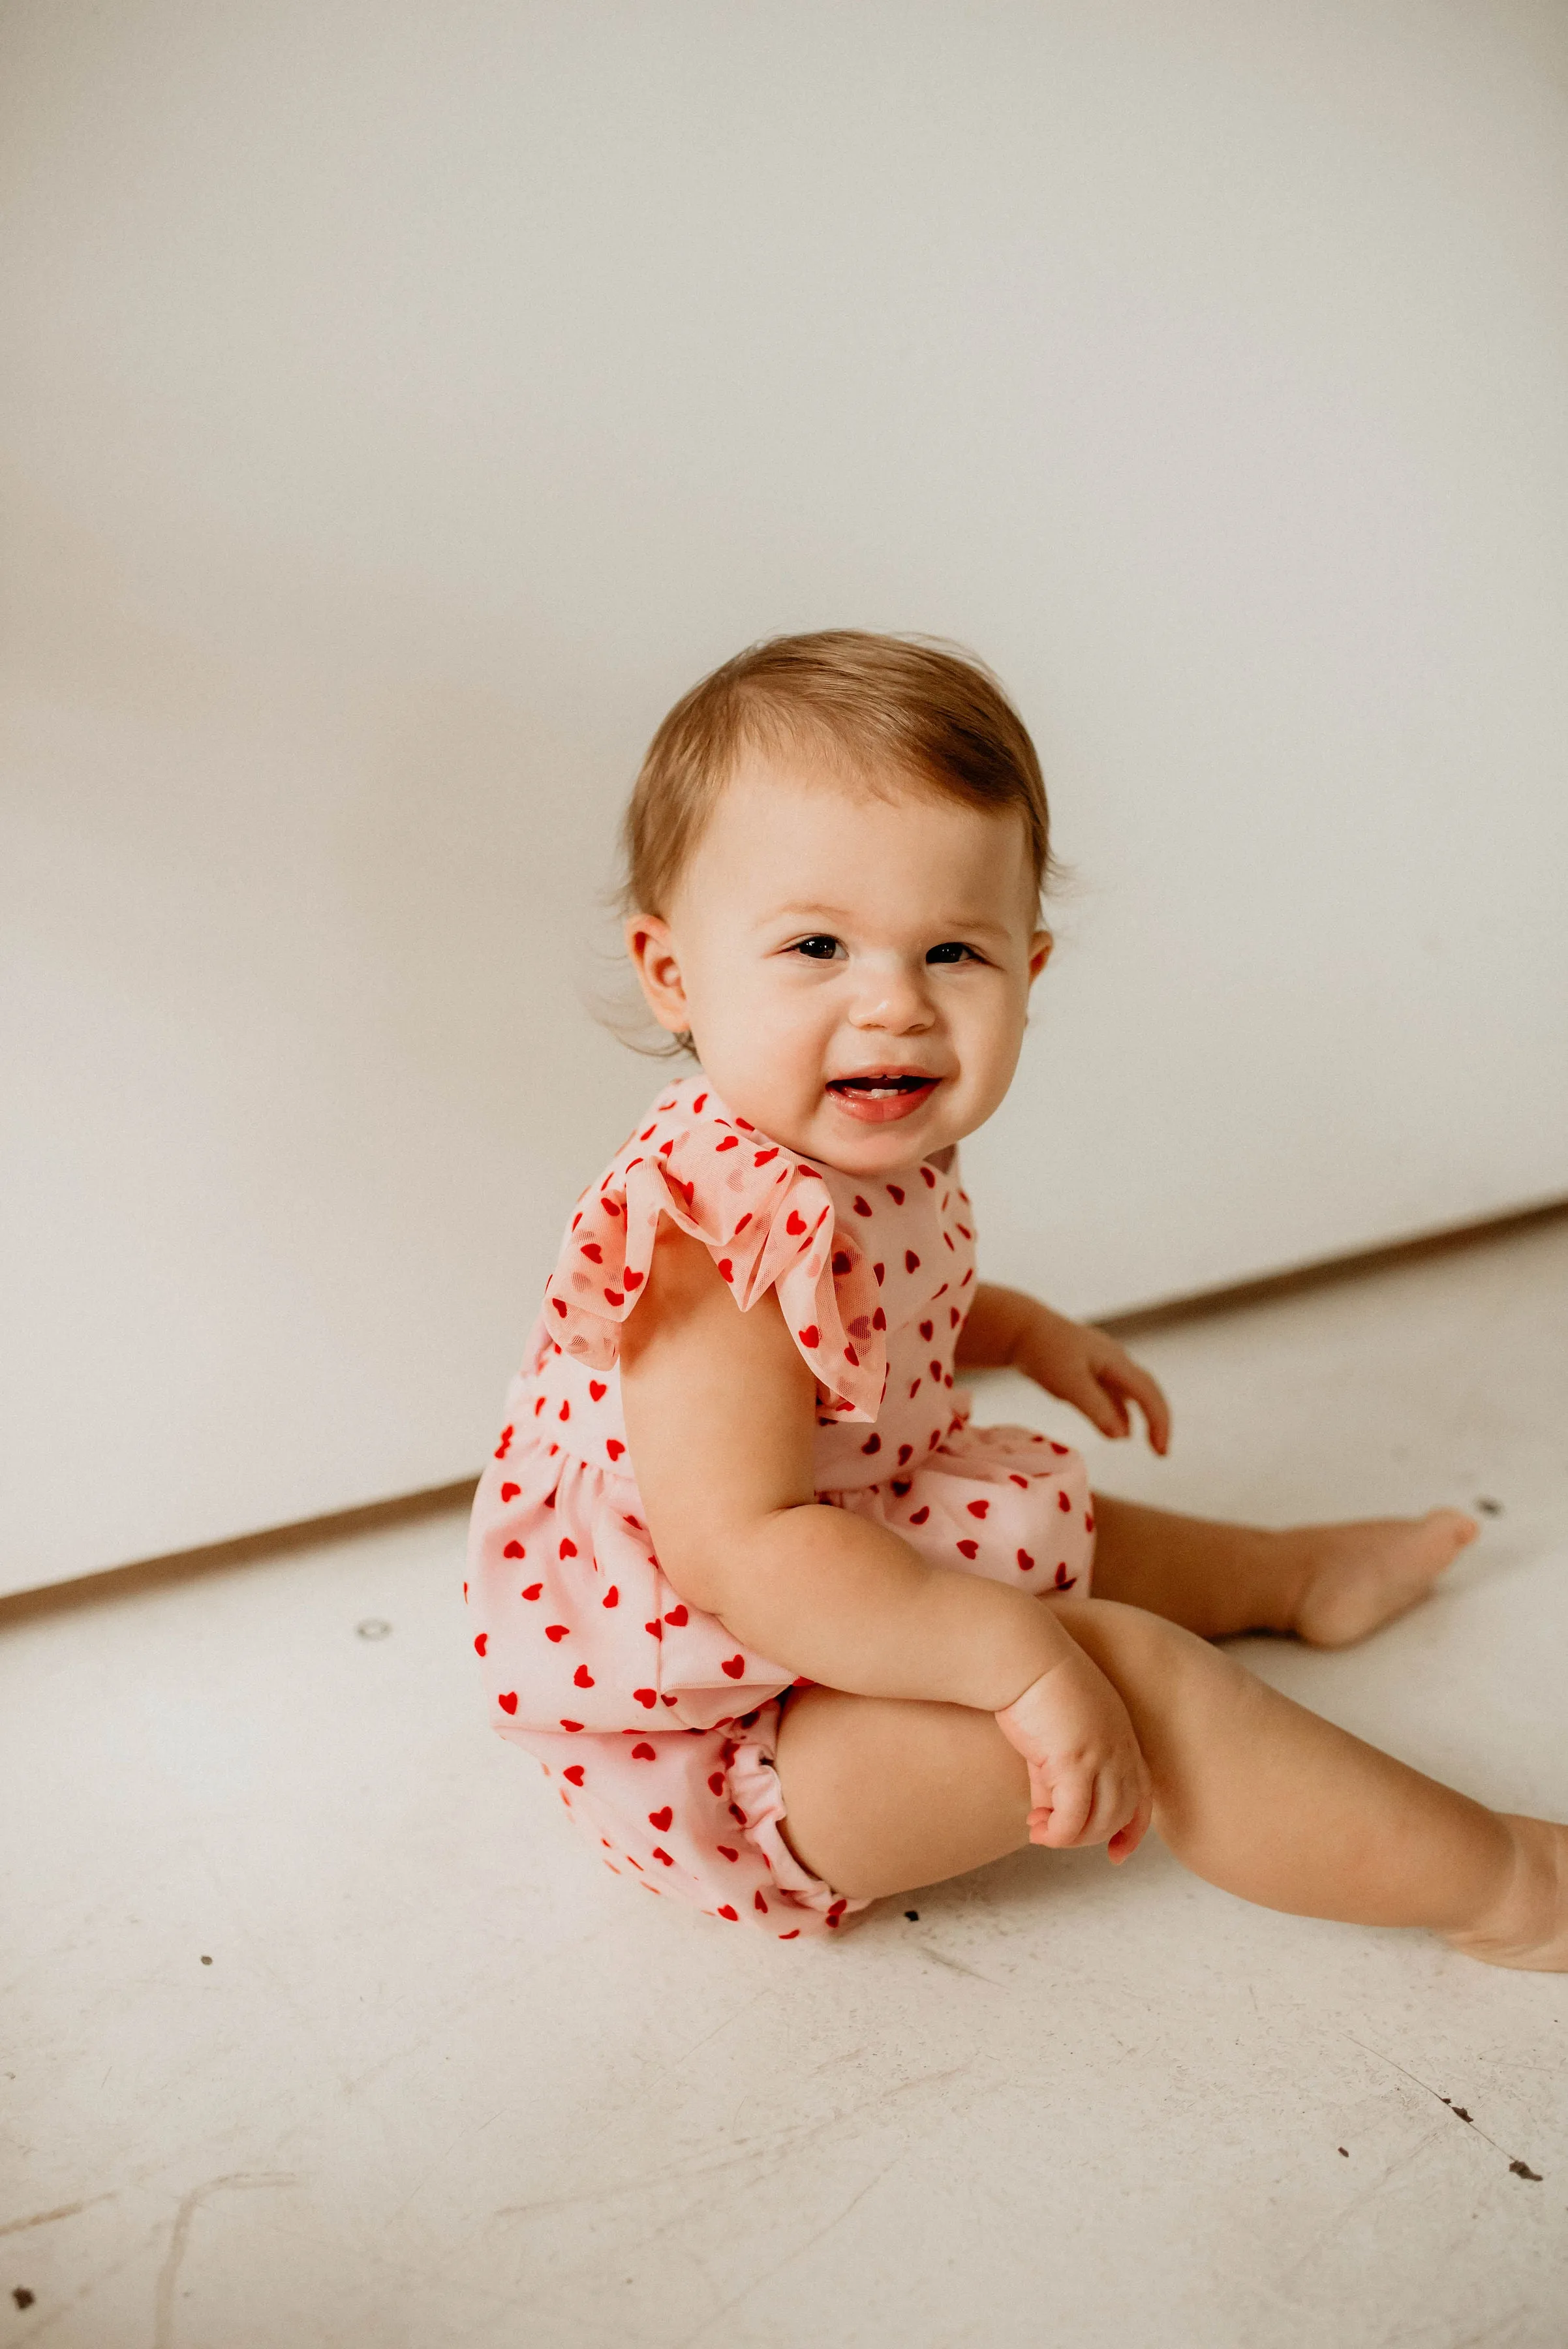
[619,630,1055,918]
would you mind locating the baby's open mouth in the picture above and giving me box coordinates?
[826,1070,941,1121]
[828,1073,934,1098]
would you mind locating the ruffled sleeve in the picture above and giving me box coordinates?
[541,1078,887,1420]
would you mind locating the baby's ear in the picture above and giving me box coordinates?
[1028,929,1054,981]
[625,914,691,1034]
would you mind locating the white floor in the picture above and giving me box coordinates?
[5,1223,1567,2349]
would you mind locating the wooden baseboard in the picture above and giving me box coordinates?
[5,1191,1563,1623]
[1098,1192,1568,1338]
[0,1477,478,1625]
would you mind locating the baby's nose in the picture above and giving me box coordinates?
[849,960,935,1030]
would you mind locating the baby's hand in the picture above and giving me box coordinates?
[994,1647,1152,1863]
[1017,1306,1171,1455]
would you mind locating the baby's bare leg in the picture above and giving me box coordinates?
[1090,1492,1477,1646]
[773,1597,1568,1969]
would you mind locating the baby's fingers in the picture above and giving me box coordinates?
[1028,1766,1093,1849]
[1099,1356,1171,1455]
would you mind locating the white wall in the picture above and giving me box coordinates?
[4,1,1566,1592]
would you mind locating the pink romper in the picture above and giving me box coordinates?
[466,1076,1096,1939]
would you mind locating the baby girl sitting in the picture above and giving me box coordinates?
[467,629,1567,1963]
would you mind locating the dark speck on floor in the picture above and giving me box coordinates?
[904,1911,919,1922]
[200,1954,213,1965]
[13,2289,35,2310]
[1509,2160,1543,2181]
[1475,1497,1503,1516]
[1338,2147,1348,2157]
[356,1618,393,1639]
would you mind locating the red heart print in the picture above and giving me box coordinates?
[905,1250,921,1273]
[721,1655,746,1678]
[735,1214,752,1233]
[563,1764,585,1785]
[495,1424,515,1456]
[786,1210,807,1235]
[560,1538,577,1558]
[474,1633,487,1656]
[1085,1512,1096,1531]
[951,1308,961,1327]
[546,1624,570,1642]
[661,1694,678,1706]
[832,1250,852,1275]
[753,1146,778,1165]
[1017,1549,1034,1572]
[657,1137,673,1156]
[606,1438,624,1461]
[845,1343,860,1366]
[604,1288,624,1306]
[1055,1565,1075,1589]
[1051,1439,1068,1454]
[852,1195,871,1216]
[634,1688,656,1708]
[956,1539,979,1559]
[632,1742,656,1759]
[919,1321,933,1342]
[534,1396,546,1416]
[691,1092,707,1112]
[558,1401,570,1420]
[664,1605,688,1626]
[551,1300,568,1320]
[891,1477,911,1497]
[967,1499,989,1519]
[639,1124,657,1141]
[861,1434,881,1454]
[910,1379,921,1398]
[930,1359,943,1381]
[715,1134,739,1152]
[909,1505,930,1525]
[521,1582,542,1600]
[652,1847,674,1865]
[1058,1490,1071,1512]
[717,1905,739,1920]
[827,1898,848,1921]
[920,1165,936,1187]
[648,1806,673,1830]
[579,1242,602,1263]
[897,1443,914,1466]
[872,1263,885,1285]
[602,1586,619,1608]
[708,1771,726,1795]
[778,1929,801,1939]
[500,1482,520,1502]
[573,1664,594,1687]
[645,1620,663,1638]
[623,1268,643,1289]
[717,1847,739,1863]
[797,1325,820,1348]
[872,1307,886,1330]
[589,1379,607,1402]
[716,1259,734,1283]
[729,1802,747,1824]
[504,1541,525,1559]
[497,1691,518,1714]
[1010,1474,1029,1489]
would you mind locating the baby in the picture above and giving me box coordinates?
[467,630,1567,1961]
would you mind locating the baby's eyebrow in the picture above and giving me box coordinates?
[761,901,1013,938]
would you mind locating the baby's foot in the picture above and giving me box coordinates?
[1289,1508,1477,1648]
[1443,1817,1568,1972]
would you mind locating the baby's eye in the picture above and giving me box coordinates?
[791,935,841,960]
[925,940,982,965]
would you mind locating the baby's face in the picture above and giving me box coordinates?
[627,748,1052,1176]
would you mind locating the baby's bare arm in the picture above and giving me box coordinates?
[957,1282,1171,1454]
[618,1227,1072,1712]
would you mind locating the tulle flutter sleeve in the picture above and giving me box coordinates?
[541,1082,887,1420]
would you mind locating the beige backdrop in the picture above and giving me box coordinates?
[4,1,1567,1591]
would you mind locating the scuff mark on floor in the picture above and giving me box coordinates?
[1345,2035,1543,2181]
[151,2173,296,2349]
